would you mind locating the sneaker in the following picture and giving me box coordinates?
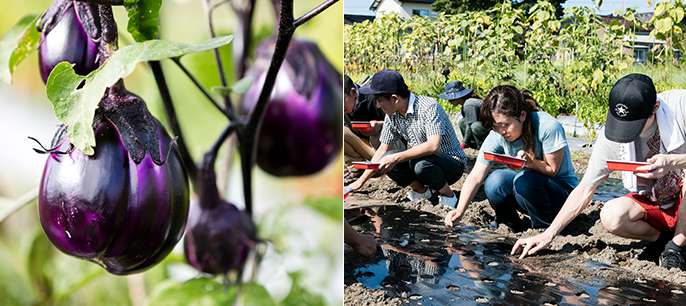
[407,188,432,202]
[438,192,458,208]
[658,247,685,270]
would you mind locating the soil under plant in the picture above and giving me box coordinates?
[345,148,686,305]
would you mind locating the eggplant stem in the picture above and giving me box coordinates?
[171,58,235,121]
[293,0,339,28]
[149,60,198,183]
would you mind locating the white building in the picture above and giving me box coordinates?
[369,0,436,18]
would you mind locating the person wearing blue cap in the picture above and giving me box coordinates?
[439,80,490,149]
[509,73,686,270]
[347,69,467,208]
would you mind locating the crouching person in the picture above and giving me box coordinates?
[511,74,686,270]
[344,75,386,163]
[438,80,490,149]
[444,85,578,231]
[347,70,467,208]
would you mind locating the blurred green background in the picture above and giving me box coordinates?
[0,1,343,305]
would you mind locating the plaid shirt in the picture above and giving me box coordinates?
[380,93,467,165]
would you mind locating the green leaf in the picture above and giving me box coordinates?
[211,86,232,97]
[0,14,40,84]
[303,197,342,222]
[655,17,674,34]
[123,0,162,42]
[27,231,55,301]
[210,75,254,97]
[231,75,254,94]
[671,6,685,23]
[240,282,276,306]
[148,278,235,306]
[45,36,233,155]
[654,3,667,18]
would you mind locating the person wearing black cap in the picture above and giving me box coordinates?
[511,73,686,270]
[344,75,387,164]
[347,69,467,208]
[439,80,490,149]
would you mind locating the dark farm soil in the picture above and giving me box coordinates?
[344,148,686,305]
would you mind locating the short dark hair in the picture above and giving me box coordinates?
[344,75,355,96]
[373,86,410,101]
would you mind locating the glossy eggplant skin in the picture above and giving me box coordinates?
[183,200,256,275]
[38,1,99,82]
[242,39,342,177]
[38,119,189,275]
[183,159,256,275]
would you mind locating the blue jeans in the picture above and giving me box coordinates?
[483,169,573,229]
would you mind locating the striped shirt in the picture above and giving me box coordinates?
[380,93,467,165]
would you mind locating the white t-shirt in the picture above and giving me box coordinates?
[581,90,686,196]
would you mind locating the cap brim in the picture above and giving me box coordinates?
[439,89,473,101]
[604,112,647,143]
[358,85,382,95]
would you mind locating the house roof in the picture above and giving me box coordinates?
[370,0,435,11]
[344,14,375,24]
[598,13,654,32]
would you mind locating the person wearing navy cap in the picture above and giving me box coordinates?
[439,80,490,149]
[511,73,686,270]
[347,69,467,208]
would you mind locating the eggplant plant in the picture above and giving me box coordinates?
[0,0,340,303]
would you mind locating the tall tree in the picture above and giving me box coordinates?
[433,0,565,17]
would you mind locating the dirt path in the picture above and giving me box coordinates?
[344,148,686,305]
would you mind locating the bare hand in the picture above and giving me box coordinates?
[444,209,463,227]
[635,154,675,179]
[349,179,364,192]
[516,150,536,169]
[511,232,553,259]
[378,154,400,174]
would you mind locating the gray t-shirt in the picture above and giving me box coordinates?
[462,98,482,124]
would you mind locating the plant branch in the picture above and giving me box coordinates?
[239,0,295,216]
[171,58,235,121]
[293,0,339,28]
[231,0,257,79]
[149,60,198,183]
[205,0,237,118]
[205,122,241,168]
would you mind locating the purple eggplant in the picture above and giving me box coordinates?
[38,90,189,275]
[242,38,342,177]
[38,0,108,82]
[183,157,257,275]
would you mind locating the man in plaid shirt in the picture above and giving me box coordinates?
[347,70,467,207]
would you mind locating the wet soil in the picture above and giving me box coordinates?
[344,148,686,305]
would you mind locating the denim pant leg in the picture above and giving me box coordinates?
[512,171,572,228]
[483,169,524,227]
[410,154,465,191]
